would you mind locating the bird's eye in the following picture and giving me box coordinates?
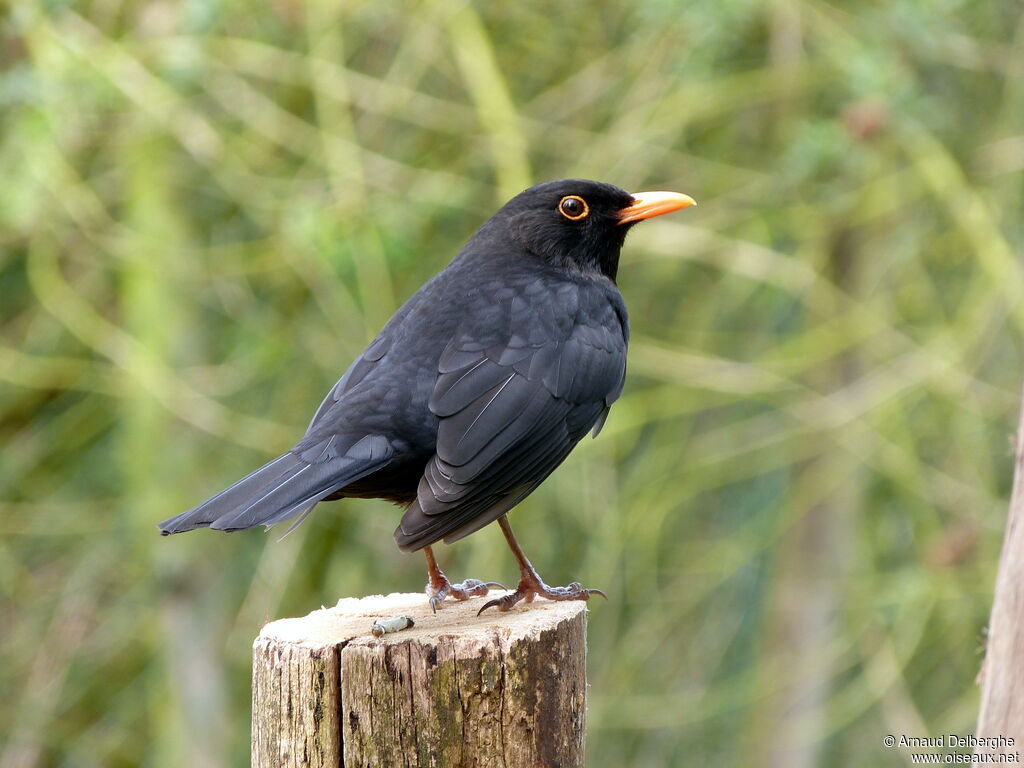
[558,195,589,221]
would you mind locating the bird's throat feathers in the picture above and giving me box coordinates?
[507,212,629,281]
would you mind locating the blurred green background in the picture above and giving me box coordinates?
[2,1,1023,766]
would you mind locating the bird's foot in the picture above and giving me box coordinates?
[477,567,606,615]
[427,573,504,614]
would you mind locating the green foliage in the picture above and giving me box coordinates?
[2,1,1021,765]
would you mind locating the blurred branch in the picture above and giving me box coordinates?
[0,346,119,395]
[445,5,532,198]
[25,241,294,450]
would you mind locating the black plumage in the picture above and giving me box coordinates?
[159,179,694,612]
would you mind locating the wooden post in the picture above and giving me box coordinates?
[976,389,1024,760]
[252,592,587,768]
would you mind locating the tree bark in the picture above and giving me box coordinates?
[252,592,587,768]
[975,387,1024,760]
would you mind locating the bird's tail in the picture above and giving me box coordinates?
[158,434,393,535]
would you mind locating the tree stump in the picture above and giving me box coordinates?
[252,592,588,768]
[975,389,1024,760]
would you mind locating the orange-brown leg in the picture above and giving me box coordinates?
[477,516,607,615]
[423,545,504,613]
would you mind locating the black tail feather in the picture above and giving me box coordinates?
[159,444,391,536]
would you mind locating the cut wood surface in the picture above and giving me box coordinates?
[252,592,588,768]
[975,391,1024,760]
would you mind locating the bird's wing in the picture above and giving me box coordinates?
[394,287,627,551]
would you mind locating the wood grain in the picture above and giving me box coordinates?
[252,592,587,767]
[976,390,1024,760]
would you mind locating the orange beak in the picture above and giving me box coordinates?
[617,191,696,225]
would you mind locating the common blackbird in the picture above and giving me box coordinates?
[159,180,695,613]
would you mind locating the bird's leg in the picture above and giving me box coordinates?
[423,546,504,613]
[478,516,607,615]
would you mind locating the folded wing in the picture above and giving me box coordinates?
[394,288,627,551]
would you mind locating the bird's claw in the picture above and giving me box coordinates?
[427,576,504,613]
[477,579,606,615]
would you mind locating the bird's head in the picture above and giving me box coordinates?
[481,179,695,281]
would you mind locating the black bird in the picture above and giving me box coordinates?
[159,180,695,613]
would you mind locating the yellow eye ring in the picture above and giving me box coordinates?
[558,195,589,221]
